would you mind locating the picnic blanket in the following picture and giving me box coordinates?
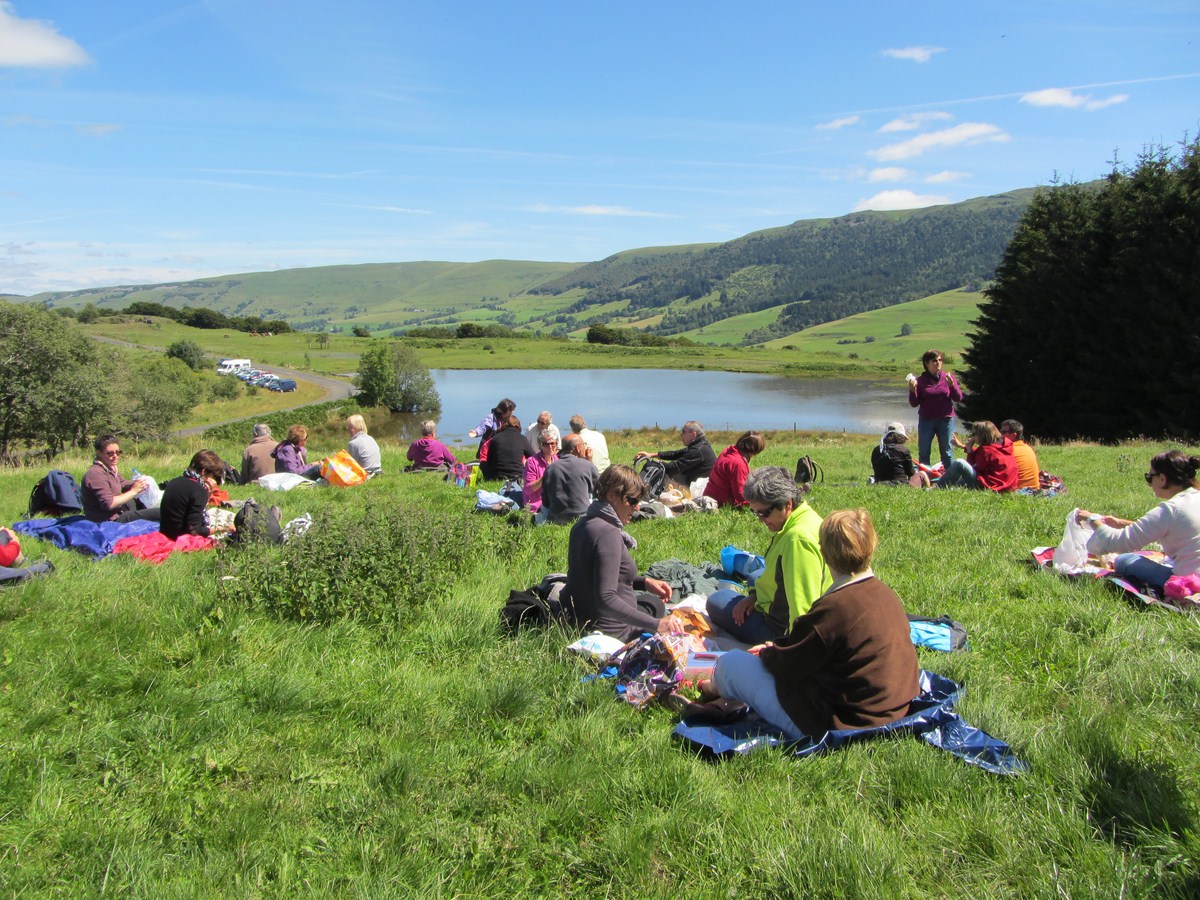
[13,516,160,558]
[1032,545,1200,612]
[673,669,1025,775]
[113,531,216,563]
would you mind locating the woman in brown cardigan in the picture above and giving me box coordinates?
[702,508,919,740]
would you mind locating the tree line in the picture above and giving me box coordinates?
[64,300,293,334]
[961,138,1200,441]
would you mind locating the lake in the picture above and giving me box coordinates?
[379,369,914,442]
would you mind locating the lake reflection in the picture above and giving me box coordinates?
[377,369,914,442]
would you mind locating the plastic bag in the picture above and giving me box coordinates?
[1053,508,1091,571]
[320,450,368,488]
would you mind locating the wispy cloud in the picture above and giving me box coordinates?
[925,170,970,183]
[870,122,1010,161]
[1020,87,1129,110]
[76,123,122,137]
[882,46,945,63]
[816,114,862,131]
[521,204,674,219]
[853,190,949,212]
[338,204,433,215]
[878,111,952,133]
[867,167,912,183]
[0,2,90,67]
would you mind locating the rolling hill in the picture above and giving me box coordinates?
[3,187,1042,346]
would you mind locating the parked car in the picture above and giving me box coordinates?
[272,379,297,392]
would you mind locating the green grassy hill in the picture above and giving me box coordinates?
[5,186,1047,345]
[762,288,986,364]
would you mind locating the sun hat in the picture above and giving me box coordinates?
[883,421,907,438]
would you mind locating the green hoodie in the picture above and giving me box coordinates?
[754,500,832,633]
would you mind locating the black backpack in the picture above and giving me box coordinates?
[499,574,566,633]
[28,470,84,517]
[635,458,668,497]
[230,498,284,545]
[794,455,824,489]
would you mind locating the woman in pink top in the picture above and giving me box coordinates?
[907,349,963,470]
[704,431,766,507]
[523,430,559,512]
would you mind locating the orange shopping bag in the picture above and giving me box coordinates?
[320,450,368,487]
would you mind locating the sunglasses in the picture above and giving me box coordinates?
[752,505,777,520]
[1144,472,1158,484]
[624,494,642,506]
[104,449,122,456]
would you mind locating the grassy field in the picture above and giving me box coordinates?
[0,429,1197,896]
[763,288,986,364]
[81,318,884,380]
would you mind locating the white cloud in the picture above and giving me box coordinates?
[76,123,121,137]
[925,170,970,184]
[0,2,90,68]
[867,167,912,183]
[816,114,862,131]
[870,122,1010,161]
[522,204,673,219]
[853,190,950,212]
[882,46,945,63]
[1020,87,1129,110]
[878,111,953,133]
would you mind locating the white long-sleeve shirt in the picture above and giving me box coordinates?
[1088,487,1200,575]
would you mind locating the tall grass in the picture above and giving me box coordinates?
[0,433,1197,896]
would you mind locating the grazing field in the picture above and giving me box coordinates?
[763,288,986,364]
[0,429,1197,896]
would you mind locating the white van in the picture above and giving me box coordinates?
[216,358,252,374]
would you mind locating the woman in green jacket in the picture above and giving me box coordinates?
[706,466,831,642]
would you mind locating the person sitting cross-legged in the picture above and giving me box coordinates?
[700,508,919,743]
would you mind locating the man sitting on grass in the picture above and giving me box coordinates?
[633,420,716,486]
[538,433,599,525]
[1000,419,1040,490]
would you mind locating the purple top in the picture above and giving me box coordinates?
[908,370,963,420]
[271,441,308,474]
[407,437,457,469]
[523,453,554,511]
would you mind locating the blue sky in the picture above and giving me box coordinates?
[2,1,1197,294]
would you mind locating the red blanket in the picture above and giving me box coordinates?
[112,531,216,563]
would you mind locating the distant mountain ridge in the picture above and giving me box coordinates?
[3,187,1041,345]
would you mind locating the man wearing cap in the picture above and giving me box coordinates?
[241,423,278,483]
[871,422,929,487]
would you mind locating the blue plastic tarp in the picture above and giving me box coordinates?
[14,516,160,558]
[673,670,1026,775]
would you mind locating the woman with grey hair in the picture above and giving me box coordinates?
[706,466,830,642]
[406,420,457,470]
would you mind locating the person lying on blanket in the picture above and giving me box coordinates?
[1076,449,1200,593]
[160,450,235,541]
[699,508,919,742]
[706,466,831,643]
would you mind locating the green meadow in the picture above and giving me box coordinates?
[0,428,1197,896]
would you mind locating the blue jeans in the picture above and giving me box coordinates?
[1113,553,1173,592]
[713,650,808,742]
[706,589,778,644]
[934,458,978,489]
[918,417,954,469]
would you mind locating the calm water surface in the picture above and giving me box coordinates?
[379,369,914,442]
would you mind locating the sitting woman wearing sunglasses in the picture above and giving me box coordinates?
[562,465,681,641]
[1076,449,1200,593]
[706,466,831,643]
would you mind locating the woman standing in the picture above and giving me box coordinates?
[907,349,963,470]
[562,465,681,642]
[1077,450,1200,592]
[704,431,766,507]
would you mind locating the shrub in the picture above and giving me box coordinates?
[218,500,479,628]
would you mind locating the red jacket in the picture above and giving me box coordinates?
[703,445,750,507]
[968,439,1019,492]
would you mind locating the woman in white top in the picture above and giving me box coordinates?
[1076,449,1200,592]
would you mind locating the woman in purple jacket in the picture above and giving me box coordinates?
[907,349,963,470]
